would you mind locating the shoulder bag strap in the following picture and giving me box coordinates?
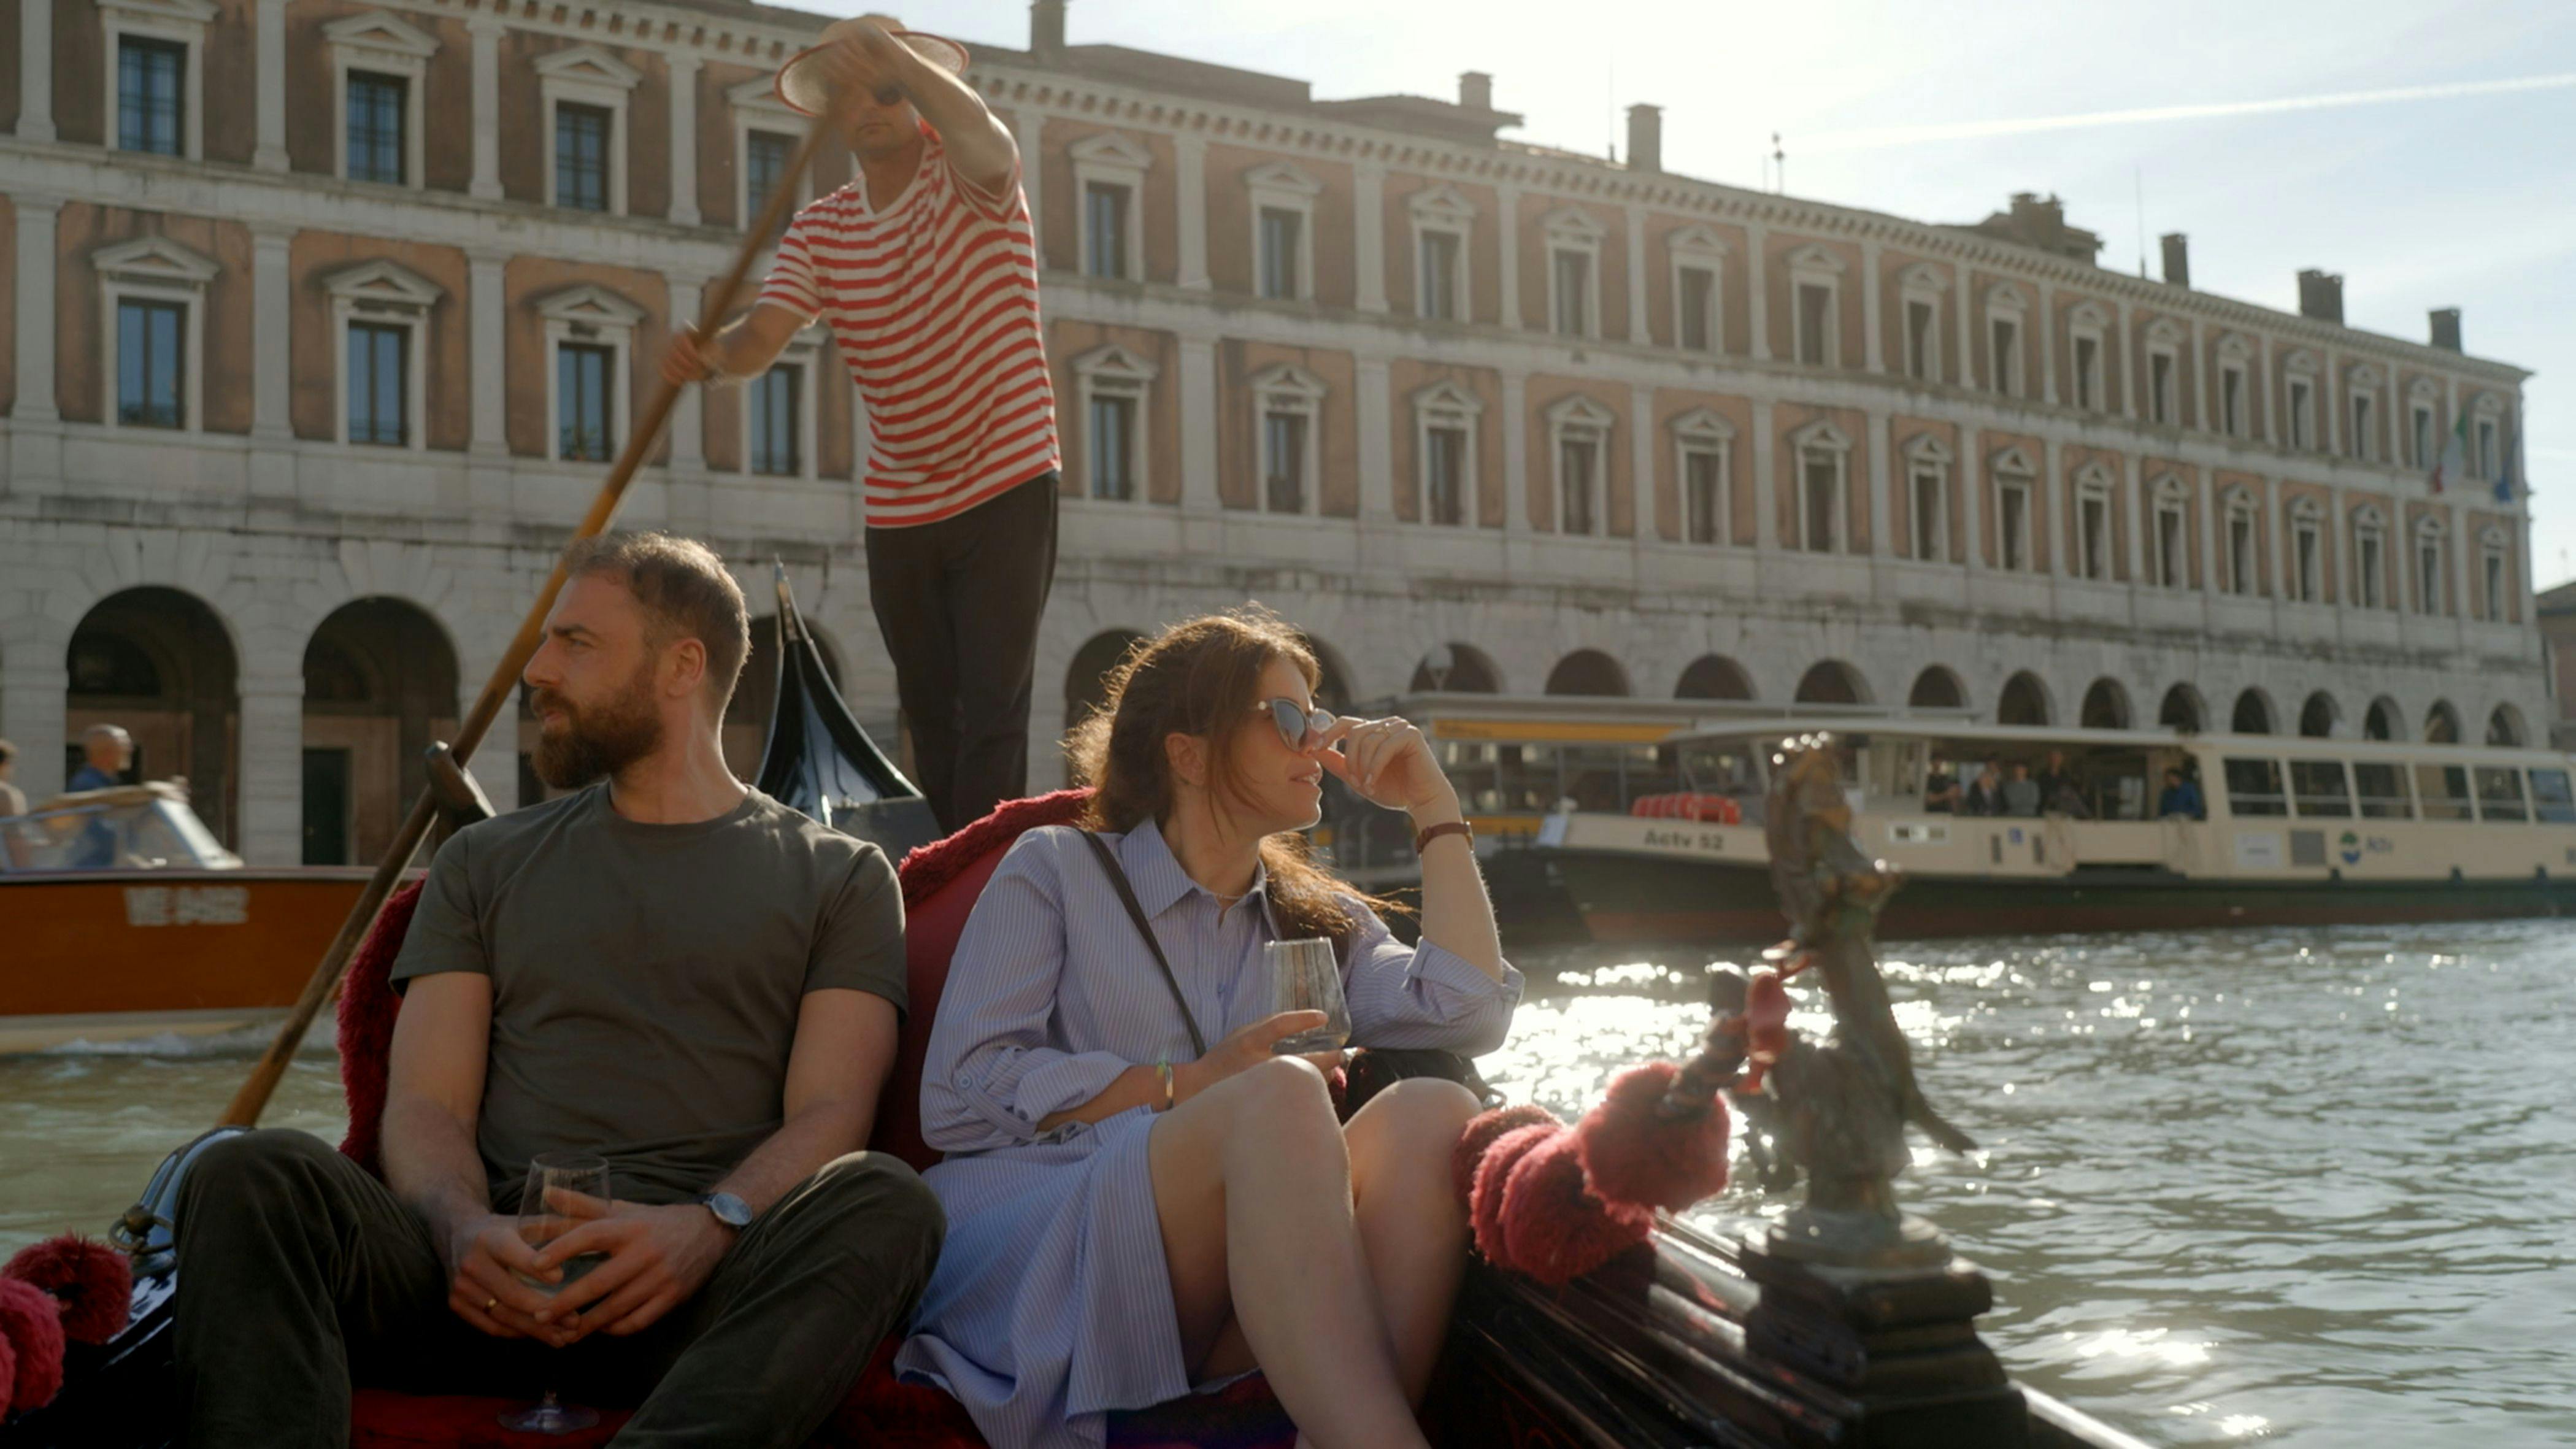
[1077,829,1208,1057]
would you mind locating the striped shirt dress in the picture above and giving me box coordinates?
[894,820,1524,1448]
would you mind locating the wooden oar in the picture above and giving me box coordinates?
[218,104,840,1128]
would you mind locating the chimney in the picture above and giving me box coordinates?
[1458,71,1493,112]
[1029,0,1066,57]
[2297,268,2344,324]
[1625,103,1663,173]
[2159,232,2190,288]
[2429,307,2463,352]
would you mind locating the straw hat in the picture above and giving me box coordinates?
[774,14,971,118]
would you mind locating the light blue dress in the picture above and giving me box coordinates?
[894,820,1524,1449]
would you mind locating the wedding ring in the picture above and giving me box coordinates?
[483,1296,499,1313]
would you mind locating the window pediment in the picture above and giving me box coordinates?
[1250,361,1328,401]
[728,74,799,120]
[2482,525,2509,547]
[1244,160,1323,198]
[2214,331,2253,360]
[1069,130,1154,175]
[2353,503,2388,529]
[1983,281,2028,313]
[1542,207,1606,244]
[2067,298,2111,329]
[2471,390,2504,417]
[1671,406,1736,442]
[2408,376,2440,402]
[321,10,436,59]
[322,258,445,311]
[1074,342,1158,383]
[1788,417,1851,453]
[1989,443,2036,475]
[2288,495,2325,520]
[2221,482,2256,510]
[1412,379,1483,417]
[1667,223,1728,259]
[2348,362,2385,388]
[93,235,219,287]
[2415,512,2447,538]
[97,0,216,22]
[1544,392,1617,429]
[1783,242,1845,276]
[1899,430,1951,464]
[2072,461,2115,494]
[2142,316,2184,345]
[1898,261,1950,294]
[2147,471,2188,501]
[533,44,641,90]
[1408,183,1477,224]
[2283,348,2320,376]
[534,282,646,328]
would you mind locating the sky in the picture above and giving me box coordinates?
[894,0,2575,582]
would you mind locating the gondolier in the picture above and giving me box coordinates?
[663,13,1057,836]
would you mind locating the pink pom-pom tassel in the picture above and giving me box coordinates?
[0,1277,68,1414]
[1497,1129,1653,1286]
[1572,1061,1732,1215]
[4,1235,132,1345]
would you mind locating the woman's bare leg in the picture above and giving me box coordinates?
[1344,1078,1480,1402]
[1148,1056,1428,1449]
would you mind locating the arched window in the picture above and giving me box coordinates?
[2363,697,2401,742]
[2080,678,2130,730]
[2487,704,2527,748]
[1409,643,1502,694]
[1907,667,1965,710]
[2298,691,2340,739]
[1997,672,2050,726]
[1793,660,1869,706]
[1546,650,1629,698]
[2158,684,2205,732]
[2424,700,2461,744]
[1064,630,1148,736]
[1675,655,1755,701]
[2232,689,2275,736]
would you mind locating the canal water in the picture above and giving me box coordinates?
[5,919,2572,1447]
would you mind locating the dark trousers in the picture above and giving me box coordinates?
[866,472,1059,835]
[173,1129,944,1449]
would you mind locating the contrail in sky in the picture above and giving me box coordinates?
[1803,71,2576,152]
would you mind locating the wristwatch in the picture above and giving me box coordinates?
[697,1190,755,1230]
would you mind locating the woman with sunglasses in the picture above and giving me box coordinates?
[898,607,1521,1449]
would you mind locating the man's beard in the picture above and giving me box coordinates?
[529,667,664,790]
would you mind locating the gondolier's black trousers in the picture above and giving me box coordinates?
[171,1129,943,1449]
[866,471,1059,836]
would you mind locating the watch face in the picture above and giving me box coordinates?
[705,1191,754,1228]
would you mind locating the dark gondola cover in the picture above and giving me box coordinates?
[753,564,942,862]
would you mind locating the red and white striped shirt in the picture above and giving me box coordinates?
[758,131,1058,529]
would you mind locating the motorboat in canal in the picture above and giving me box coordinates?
[0,784,379,1054]
[1537,717,2576,943]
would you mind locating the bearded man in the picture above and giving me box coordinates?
[172,532,941,1449]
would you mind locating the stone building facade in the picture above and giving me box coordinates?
[0,0,2545,865]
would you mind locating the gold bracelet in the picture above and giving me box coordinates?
[1155,1060,1176,1112]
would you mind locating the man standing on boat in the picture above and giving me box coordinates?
[170,534,942,1448]
[661,15,1057,836]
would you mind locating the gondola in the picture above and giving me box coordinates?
[0,621,2148,1449]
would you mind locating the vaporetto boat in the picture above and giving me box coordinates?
[1534,718,2576,943]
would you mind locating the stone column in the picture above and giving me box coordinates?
[1175,131,1209,290]
[2121,453,2145,585]
[1357,356,1394,520]
[667,53,701,226]
[2034,280,2058,405]
[1501,369,1529,533]
[1625,204,1649,345]
[1751,399,1777,549]
[1354,163,1387,313]
[249,224,296,502]
[1958,424,1982,573]
[1864,406,1891,557]
[1495,184,1521,330]
[2198,469,2221,595]
[1859,237,1883,373]
[0,645,68,801]
[254,0,288,170]
[1178,336,1218,512]
[18,0,55,142]
[2260,339,2280,447]
[2045,436,2069,577]
[1013,107,1046,268]
[665,276,707,472]
[468,250,509,455]
[10,196,63,496]
[1629,383,1656,547]
[469,15,504,200]
[1952,260,1974,388]
[2327,482,2348,607]
[1744,220,1770,360]
[236,672,306,867]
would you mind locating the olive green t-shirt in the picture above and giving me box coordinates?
[389,785,905,1210]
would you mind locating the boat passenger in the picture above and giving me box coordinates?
[1961,756,2006,816]
[2002,761,2043,817]
[170,532,941,1449]
[67,723,132,791]
[900,607,1523,1449]
[2157,767,2205,820]
[1923,763,1960,813]
[2034,750,2077,812]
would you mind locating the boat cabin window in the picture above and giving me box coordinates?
[2474,766,2529,823]
[1678,740,1769,800]
[2223,757,2288,817]
[2528,768,2576,824]
[1437,739,1507,815]
[2351,761,2413,820]
[2415,764,2473,821]
[2289,759,2354,818]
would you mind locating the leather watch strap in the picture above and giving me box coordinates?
[1413,820,1474,856]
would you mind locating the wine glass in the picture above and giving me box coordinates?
[499,1151,612,1435]
[1266,937,1351,1055]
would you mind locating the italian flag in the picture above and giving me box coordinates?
[2428,409,2470,493]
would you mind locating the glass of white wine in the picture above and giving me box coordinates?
[499,1151,612,1435]
[1266,937,1351,1055]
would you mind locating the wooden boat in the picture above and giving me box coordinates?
[1,644,2148,1449]
[0,785,378,1054]
[1540,717,2576,943]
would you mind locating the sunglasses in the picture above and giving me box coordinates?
[1257,698,1335,752]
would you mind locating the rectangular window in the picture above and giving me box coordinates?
[1258,208,1302,299]
[1426,424,1467,525]
[2079,493,2109,580]
[2415,764,2472,821]
[1083,181,1130,280]
[1678,265,1717,353]
[2529,769,2576,823]
[116,298,186,428]
[1801,450,1838,553]
[1905,299,1935,380]
[2000,482,2030,571]
[2229,511,2254,594]
[1682,447,1726,545]
[2411,404,2433,468]
[2486,551,2506,620]
[1552,250,1591,336]
[2351,394,2374,461]
[1087,393,1135,501]
[346,320,408,445]
[118,36,186,155]
[1263,409,1307,512]
[556,342,613,461]
[2294,521,2320,602]
[2419,542,2442,615]
[1419,231,1461,321]
[2290,759,2354,818]
[2477,418,2498,479]
[1796,282,1832,366]
[2073,334,2099,410]
[748,363,801,475]
[1910,467,1942,562]
[745,129,795,240]
[2356,530,2383,609]
[2288,379,2313,450]
[1559,434,1598,534]
[347,72,406,184]
[555,102,611,212]
[1990,317,2018,398]
[2151,351,2175,425]
[2353,761,2412,820]
[2157,506,2184,587]
[2475,765,2529,823]
[2223,757,2288,817]
[2221,365,2245,437]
